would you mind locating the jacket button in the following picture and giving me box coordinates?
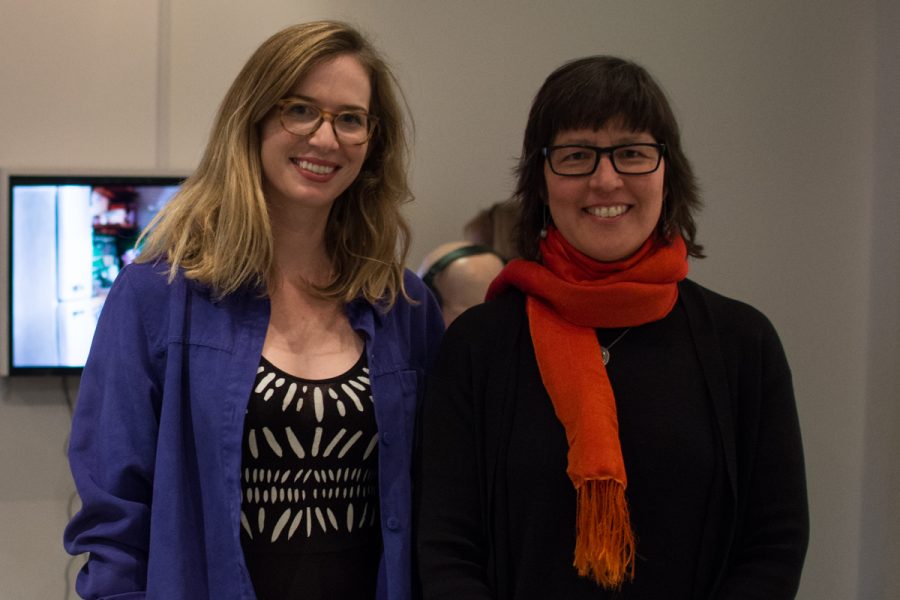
[386,517,400,530]
[381,431,392,445]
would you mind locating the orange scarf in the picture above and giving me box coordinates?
[486,226,689,587]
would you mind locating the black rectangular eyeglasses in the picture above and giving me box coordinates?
[543,143,666,176]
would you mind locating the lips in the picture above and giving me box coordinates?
[585,204,629,218]
[291,158,337,176]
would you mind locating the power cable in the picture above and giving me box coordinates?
[61,374,80,599]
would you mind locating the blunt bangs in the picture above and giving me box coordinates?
[541,59,673,145]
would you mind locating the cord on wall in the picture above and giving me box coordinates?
[62,374,84,599]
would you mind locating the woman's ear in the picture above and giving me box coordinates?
[659,190,672,237]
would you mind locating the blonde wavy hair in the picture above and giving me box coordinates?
[137,21,412,306]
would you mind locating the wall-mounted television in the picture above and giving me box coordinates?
[5,174,185,375]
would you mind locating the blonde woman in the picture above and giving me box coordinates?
[64,21,443,600]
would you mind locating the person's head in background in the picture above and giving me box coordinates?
[463,200,520,261]
[138,21,412,304]
[418,242,505,326]
[513,55,704,263]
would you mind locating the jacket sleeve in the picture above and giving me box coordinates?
[717,319,810,599]
[63,267,164,600]
[416,309,495,599]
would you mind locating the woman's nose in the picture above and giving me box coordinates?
[307,118,341,150]
[588,154,624,192]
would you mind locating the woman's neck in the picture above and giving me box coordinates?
[268,202,333,285]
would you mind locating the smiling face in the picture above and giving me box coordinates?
[544,121,665,262]
[259,54,371,217]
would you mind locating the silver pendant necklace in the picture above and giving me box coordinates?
[600,327,632,366]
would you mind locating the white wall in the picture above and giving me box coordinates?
[859,0,900,597]
[1,1,896,598]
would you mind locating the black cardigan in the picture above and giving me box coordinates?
[416,279,809,599]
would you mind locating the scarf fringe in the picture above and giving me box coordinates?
[573,478,636,588]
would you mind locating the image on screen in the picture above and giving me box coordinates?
[8,175,183,373]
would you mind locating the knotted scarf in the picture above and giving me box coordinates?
[486,225,689,587]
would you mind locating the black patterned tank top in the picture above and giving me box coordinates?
[240,351,380,600]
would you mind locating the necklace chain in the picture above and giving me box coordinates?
[600,327,632,366]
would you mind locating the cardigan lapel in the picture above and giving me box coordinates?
[677,280,738,597]
[678,280,737,501]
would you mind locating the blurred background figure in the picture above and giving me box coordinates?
[418,242,505,327]
[463,200,520,261]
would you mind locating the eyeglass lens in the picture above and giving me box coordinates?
[279,100,373,144]
[548,144,662,175]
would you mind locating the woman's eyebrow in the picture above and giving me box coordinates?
[284,94,369,112]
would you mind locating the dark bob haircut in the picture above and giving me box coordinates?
[513,55,704,260]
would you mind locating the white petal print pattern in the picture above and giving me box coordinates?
[240,354,378,552]
[248,430,259,459]
[285,427,305,459]
[341,383,365,412]
[314,387,324,422]
[281,382,296,411]
[262,427,283,457]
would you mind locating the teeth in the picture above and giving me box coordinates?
[295,160,335,175]
[586,205,628,218]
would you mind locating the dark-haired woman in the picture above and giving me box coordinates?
[416,56,808,599]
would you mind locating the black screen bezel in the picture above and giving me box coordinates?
[6,173,185,376]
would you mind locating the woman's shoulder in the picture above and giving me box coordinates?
[679,278,784,351]
[681,279,772,323]
[109,261,246,322]
[116,260,180,294]
[402,267,429,302]
[111,261,267,348]
[99,262,178,318]
[369,268,444,338]
[119,261,230,302]
[444,289,527,345]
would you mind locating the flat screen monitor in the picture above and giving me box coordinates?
[6,174,185,375]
